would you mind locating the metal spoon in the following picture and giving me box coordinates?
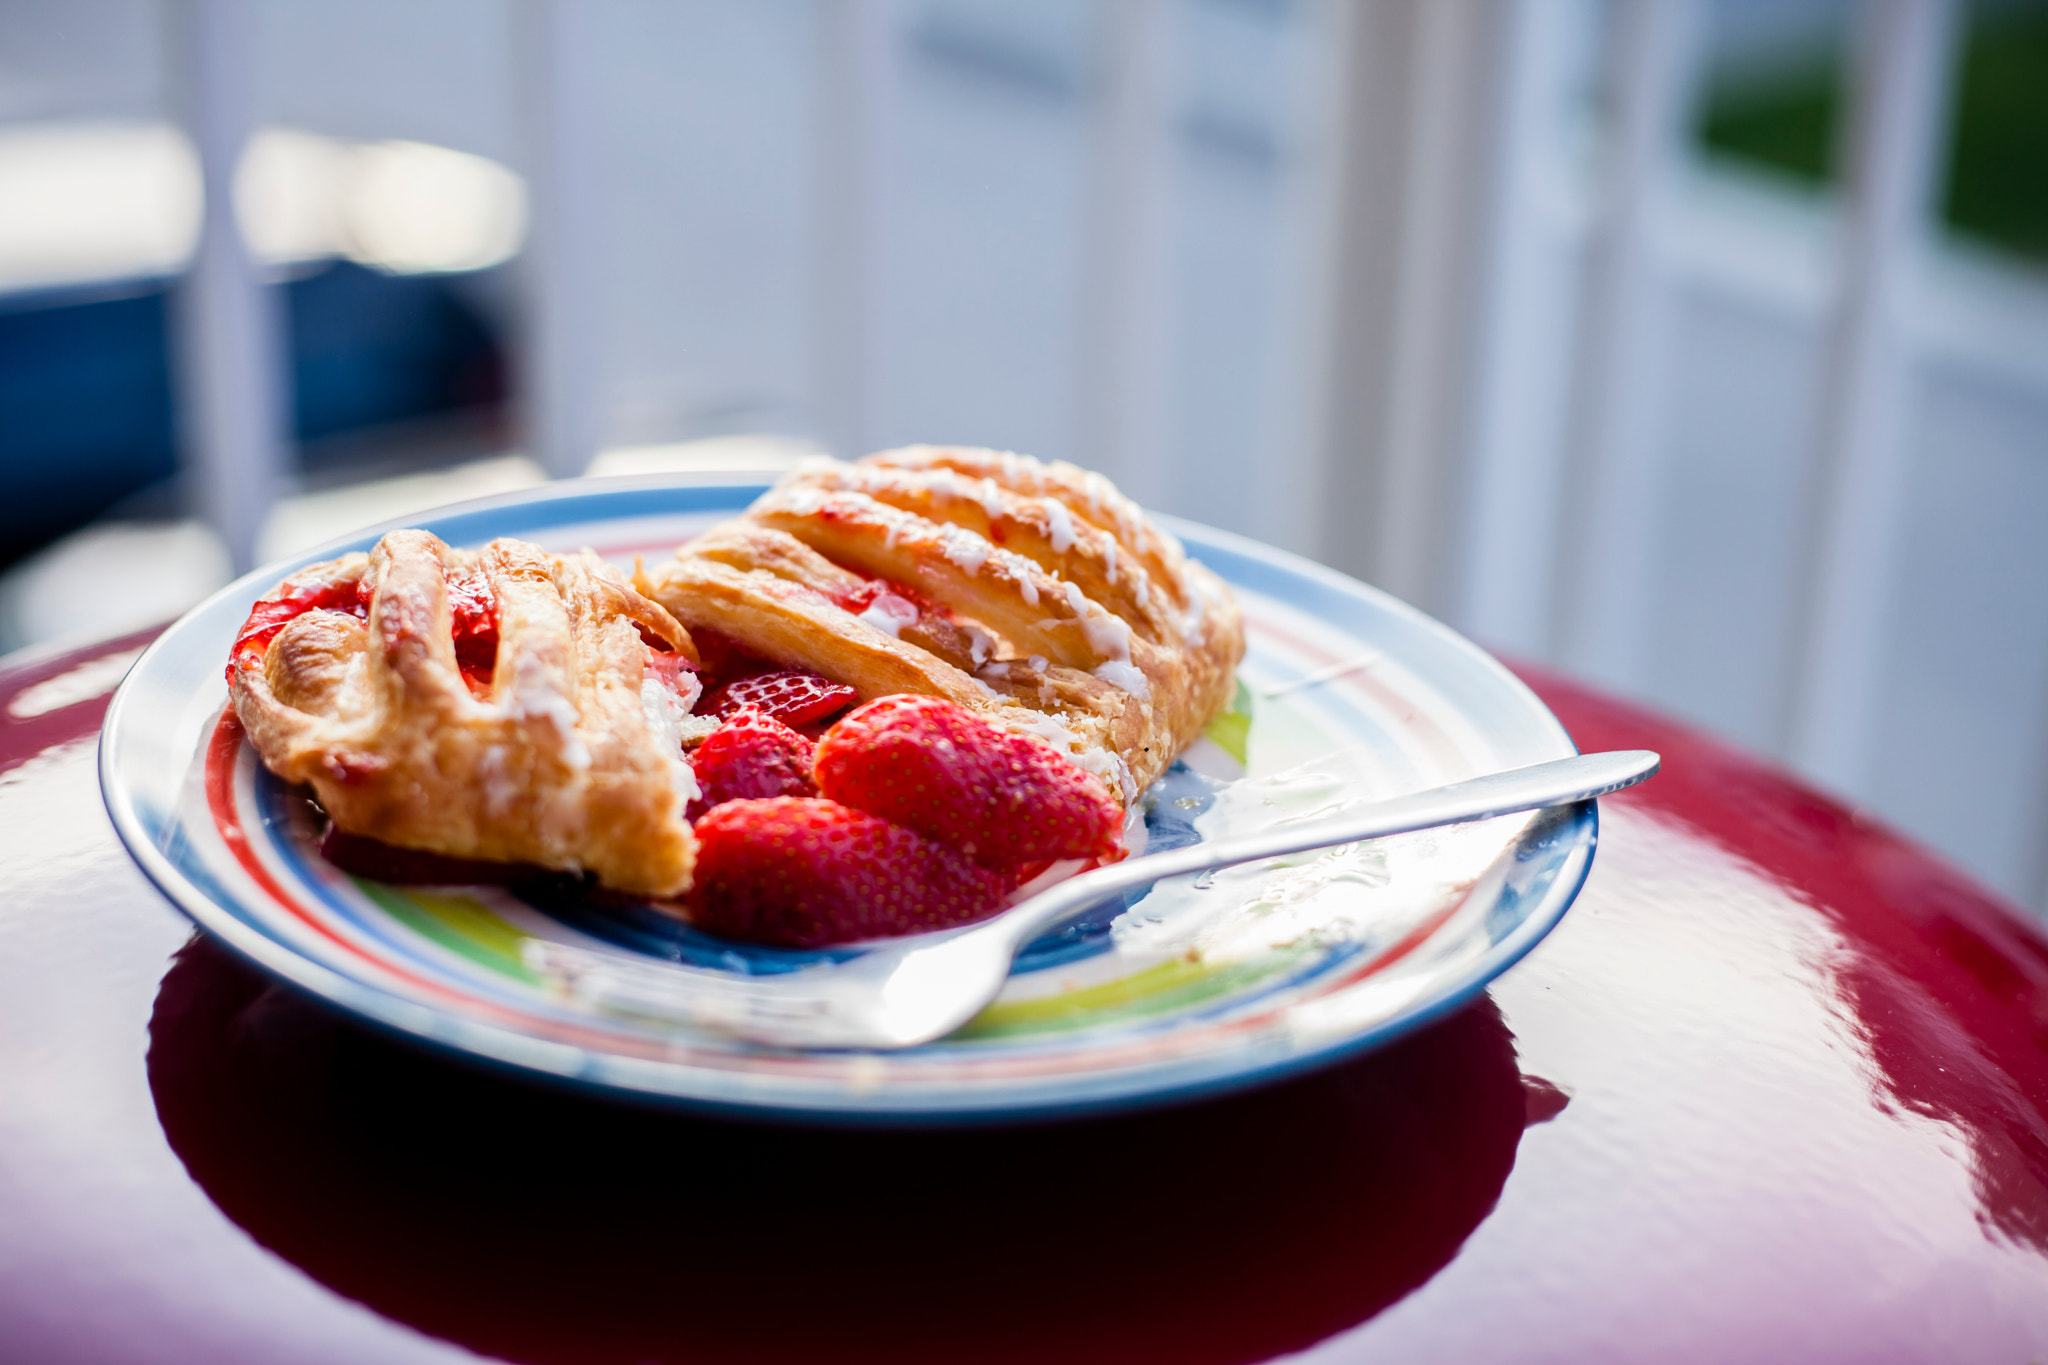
[525,748,1660,1051]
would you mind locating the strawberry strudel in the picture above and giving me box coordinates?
[228,530,703,897]
[226,448,1246,945]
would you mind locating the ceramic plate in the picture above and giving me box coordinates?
[101,475,1595,1122]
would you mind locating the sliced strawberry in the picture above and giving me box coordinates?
[445,567,499,689]
[814,695,1125,871]
[688,797,1010,946]
[688,707,818,818]
[227,564,497,691]
[690,629,776,689]
[704,669,860,728]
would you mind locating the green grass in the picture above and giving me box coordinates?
[1699,62,1840,185]
[1943,4,2048,260]
[1696,4,2048,264]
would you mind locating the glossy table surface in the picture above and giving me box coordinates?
[4,629,2046,1364]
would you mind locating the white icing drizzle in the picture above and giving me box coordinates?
[1086,612,1132,663]
[508,663,590,770]
[675,670,703,713]
[798,460,853,496]
[977,477,1006,519]
[1109,753,1136,803]
[1027,654,1048,672]
[638,677,689,747]
[964,624,996,666]
[478,744,516,816]
[1180,573,1212,647]
[937,524,991,575]
[1008,710,1084,753]
[851,494,1066,629]
[1101,537,1118,584]
[856,593,919,638]
[639,677,701,805]
[990,545,1050,597]
[1092,659,1151,700]
[1062,580,1134,665]
[897,465,1007,521]
[1077,747,1122,793]
[839,489,924,555]
[1077,471,1139,542]
[782,485,827,517]
[1042,497,1075,553]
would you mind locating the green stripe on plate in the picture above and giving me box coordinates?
[955,944,1315,1040]
[355,881,540,983]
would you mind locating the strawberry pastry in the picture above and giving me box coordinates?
[227,448,1245,946]
[229,530,702,898]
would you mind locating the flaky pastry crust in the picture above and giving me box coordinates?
[639,447,1245,803]
[230,530,703,897]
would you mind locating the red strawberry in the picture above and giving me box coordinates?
[445,567,500,682]
[688,707,818,818]
[690,629,775,687]
[704,669,860,728]
[814,695,1124,871]
[227,573,370,684]
[688,797,1009,946]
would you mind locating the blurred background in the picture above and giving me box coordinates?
[0,0,2043,915]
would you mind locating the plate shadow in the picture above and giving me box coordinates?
[150,934,1540,1365]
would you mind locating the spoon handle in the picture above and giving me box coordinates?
[988,749,1661,951]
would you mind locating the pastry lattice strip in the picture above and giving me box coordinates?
[641,447,1244,802]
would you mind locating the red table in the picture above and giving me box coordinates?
[3,630,2045,1363]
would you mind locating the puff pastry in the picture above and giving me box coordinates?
[229,529,703,897]
[639,446,1245,803]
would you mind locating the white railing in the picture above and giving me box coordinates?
[1553,0,1704,691]
[516,0,607,482]
[169,0,284,574]
[1073,0,1173,509]
[162,0,2033,908]
[1287,0,2010,897]
[812,0,899,465]
[1786,0,1960,792]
